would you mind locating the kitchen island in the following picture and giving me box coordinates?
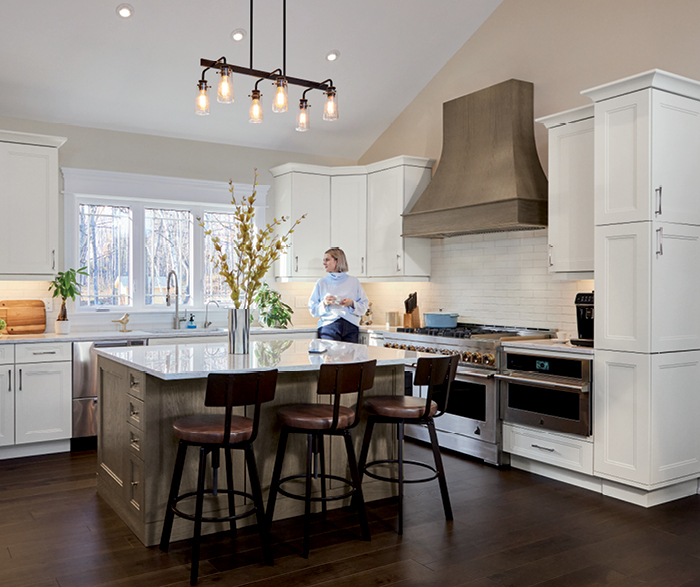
[94,337,422,547]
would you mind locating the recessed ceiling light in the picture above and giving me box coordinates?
[231,29,247,42]
[326,50,340,62]
[116,3,134,18]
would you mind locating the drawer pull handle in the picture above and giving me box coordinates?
[656,227,664,257]
[655,186,662,215]
[531,444,555,452]
[32,351,57,355]
[19,369,21,391]
[131,481,138,487]
[130,408,139,417]
[130,438,140,447]
[129,375,138,388]
[7,369,10,392]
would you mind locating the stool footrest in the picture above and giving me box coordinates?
[278,473,355,503]
[171,488,257,523]
[363,459,439,484]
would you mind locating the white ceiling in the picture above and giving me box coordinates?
[0,0,501,160]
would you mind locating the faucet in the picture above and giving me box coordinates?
[204,300,220,329]
[166,270,185,329]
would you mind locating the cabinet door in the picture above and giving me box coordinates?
[367,166,404,277]
[0,367,13,447]
[0,142,58,275]
[594,349,651,485]
[290,173,330,278]
[14,362,72,444]
[650,351,700,484]
[402,165,431,278]
[651,90,700,225]
[594,91,651,225]
[330,175,367,276]
[548,118,594,272]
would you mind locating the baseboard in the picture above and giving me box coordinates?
[0,439,71,460]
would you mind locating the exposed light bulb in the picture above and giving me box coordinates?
[195,80,210,115]
[296,99,310,132]
[116,3,133,18]
[323,87,338,121]
[272,77,288,113]
[217,68,233,103]
[249,89,263,123]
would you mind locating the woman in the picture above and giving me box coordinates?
[308,247,369,343]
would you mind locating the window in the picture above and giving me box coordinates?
[63,168,269,313]
[78,204,132,307]
[144,208,193,307]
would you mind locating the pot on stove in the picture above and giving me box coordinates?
[423,310,458,328]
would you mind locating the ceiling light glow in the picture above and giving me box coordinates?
[116,3,133,18]
[326,50,340,62]
[231,29,246,42]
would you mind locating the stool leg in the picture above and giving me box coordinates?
[303,433,314,558]
[397,421,405,535]
[160,440,188,552]
[224,447,237,536]
[190,447,208,586]
[318,434,328,519]
[266,427,289,525]
[245,445,274,566]
[357,417,375,483]
[427,418,453,522]
[344,430,370,542]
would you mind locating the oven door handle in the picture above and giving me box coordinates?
[494,373,589,393]
[456,369,494,379]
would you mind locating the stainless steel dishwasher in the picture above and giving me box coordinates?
[72,338,147,438]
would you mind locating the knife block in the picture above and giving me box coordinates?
[403,307,421,328]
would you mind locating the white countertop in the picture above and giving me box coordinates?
[501,339,595,356]
[93,337,425,380]
[0,326,318,345]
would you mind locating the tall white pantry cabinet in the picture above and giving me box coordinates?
[582,70,700,495]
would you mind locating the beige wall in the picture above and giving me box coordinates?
[359,0,700,170]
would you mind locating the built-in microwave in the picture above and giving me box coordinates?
[496,351,592,437]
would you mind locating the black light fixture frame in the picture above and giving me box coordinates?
[198,0,334,97]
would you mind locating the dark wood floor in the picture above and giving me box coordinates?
[3,444,700,587]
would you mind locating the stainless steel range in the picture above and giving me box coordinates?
[383,324,552,466]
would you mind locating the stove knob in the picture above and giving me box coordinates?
[408,345,416,351]
[483,353,495,366]
[472,352,483,364]
[462,351,472,362]
[427,347,437,354]
[390,343,398,349]
[442,349,452,356]
[399,344,407,350]
[417,346,426,353]
[384,343,391,348]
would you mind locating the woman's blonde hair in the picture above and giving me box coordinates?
[325,247,349,273]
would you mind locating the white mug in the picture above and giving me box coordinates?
[556,331,569,340]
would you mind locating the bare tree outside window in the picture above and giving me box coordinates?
[202,211,238,303]
[78,204,132,307]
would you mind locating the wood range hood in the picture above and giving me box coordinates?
[402,79,548,238]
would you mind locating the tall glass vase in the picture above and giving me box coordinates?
[228,308,250,354]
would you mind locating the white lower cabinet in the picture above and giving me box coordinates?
[594,349,700,487]
[0,343,72,449]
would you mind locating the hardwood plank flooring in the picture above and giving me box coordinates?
[3,444,700,586]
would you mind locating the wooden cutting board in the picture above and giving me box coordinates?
[0,300,46,334]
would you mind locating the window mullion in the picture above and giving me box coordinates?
[132,201,145,311]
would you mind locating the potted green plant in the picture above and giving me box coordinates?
[48,266,88,335]
[253,283,294,329]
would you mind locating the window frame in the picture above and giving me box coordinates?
[63,168,268,314]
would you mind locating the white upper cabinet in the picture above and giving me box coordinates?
[583,71,700,226]
[537,106,595,276]
[330,174,367,277]
[271,156,432,282]
[0,131,66,278]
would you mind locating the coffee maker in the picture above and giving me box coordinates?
[571,292,594,347]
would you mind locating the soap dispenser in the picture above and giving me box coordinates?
[187,313,196,329]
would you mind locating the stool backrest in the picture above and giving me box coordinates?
[205,370,278,444]
[413,355,458,419]
[317,360,377,430]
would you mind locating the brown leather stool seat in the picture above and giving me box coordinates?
[267,360,376,559]
[364,396,438,419]
[173,414,253,444]
[358,355,458,535]
[160,370,277,586]
[277,404,355,430]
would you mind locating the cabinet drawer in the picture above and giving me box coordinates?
[127,453,145,521]
[128,369,145,400]
[0,345,14,365]
[126,422,145,459]
[15,342,71,363]
[503,423,593,475]
[127,396,144,430]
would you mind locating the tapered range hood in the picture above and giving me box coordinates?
[402,79,548,238]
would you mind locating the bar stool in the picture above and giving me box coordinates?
[266,360,376,558]
[357,355,458,535]
[159,370,277,585]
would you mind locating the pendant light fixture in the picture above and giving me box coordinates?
[196,0,338,129]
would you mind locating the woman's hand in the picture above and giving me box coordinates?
[338,298,355,308]
[323,294,337,306]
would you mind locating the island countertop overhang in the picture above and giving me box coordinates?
[93,337,426,380]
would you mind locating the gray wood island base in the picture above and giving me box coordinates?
[94,339,419,547]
